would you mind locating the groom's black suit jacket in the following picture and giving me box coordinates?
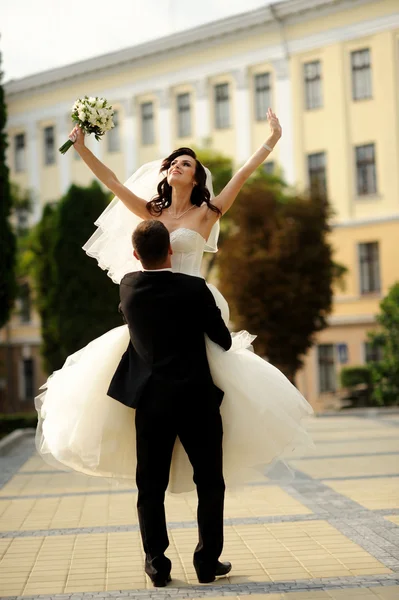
[107,270,232,409]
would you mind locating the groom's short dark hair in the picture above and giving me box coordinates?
[132,220,170,268]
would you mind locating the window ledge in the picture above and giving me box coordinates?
[360,291,382,299]
[334,293,382,303]
[355,193,382,202]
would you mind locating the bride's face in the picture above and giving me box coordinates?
[167,155,196,187]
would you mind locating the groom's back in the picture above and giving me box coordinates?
[122,271,212,382]
[108,270,230,408]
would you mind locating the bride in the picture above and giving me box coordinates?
[35,108,314,493]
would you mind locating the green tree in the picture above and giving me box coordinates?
[30,182,121,374]
[195,147,233,196]
[368,282,399,406]
[0,54,17,328]
[28,204,62,374]
[217,171,339,383]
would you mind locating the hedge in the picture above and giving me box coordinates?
[0,412,37,435]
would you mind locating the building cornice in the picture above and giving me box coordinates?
[4,0,376,98]
[332,214,399,229]
[327,314,376,326]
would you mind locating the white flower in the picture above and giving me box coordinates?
[69,95,114,136]
[88,113,99,126]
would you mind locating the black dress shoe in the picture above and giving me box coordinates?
[151,574,172,588]
[196,560,232,584]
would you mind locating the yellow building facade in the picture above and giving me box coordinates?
[2,0,399,411]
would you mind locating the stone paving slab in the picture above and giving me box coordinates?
[1,414,399,599]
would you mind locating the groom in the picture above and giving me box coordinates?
[108,220,232,587]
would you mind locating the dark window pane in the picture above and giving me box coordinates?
[44,126,55,165]
[318,344,336,393]
[15,133,26,172]
[263,161,275,175]
[22,358,34,400]
[364,342,383,363]
[359,242,381,294]
[355,144,377,195]
[351,49,372,100]
[307,152,327,197]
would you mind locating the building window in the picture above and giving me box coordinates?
[254,73,271,121]
[141,102,155,145]
[358,242,381,294]
[44,126,55,165]
[15,133,26,172]
[318,344,336,393]
[364,341,383,363]
[21,358,34,400]
[107,109,120,152]
[307,152,327,197]
[18,283,31,323]
[263,161,275,175]
[351,48,372,100]
[304,61,322,110]
[177,93,191,138]
[16,208,29,234]
[355,144,376,196]
[214,83,230,129]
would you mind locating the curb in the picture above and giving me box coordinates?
[0,428,35,456]
[315,407,399,418]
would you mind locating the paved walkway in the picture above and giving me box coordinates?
[1,413,399,599]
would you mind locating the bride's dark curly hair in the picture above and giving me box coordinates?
[146,147,222,217]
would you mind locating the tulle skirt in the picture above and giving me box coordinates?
[35,284,314,494]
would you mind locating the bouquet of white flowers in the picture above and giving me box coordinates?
[59,96,115,154]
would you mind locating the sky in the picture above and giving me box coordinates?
[0,0,271,82]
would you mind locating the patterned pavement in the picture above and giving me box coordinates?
[0,413,399,599]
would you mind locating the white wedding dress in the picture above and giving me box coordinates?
[35,226,314,494]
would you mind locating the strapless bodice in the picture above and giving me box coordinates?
[170,228,206,277]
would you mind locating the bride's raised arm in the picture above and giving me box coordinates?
[212,108,282,216]
[69,125,149,220]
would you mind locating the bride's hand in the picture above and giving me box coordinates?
[267,108,282,139]
[69,125,85,148]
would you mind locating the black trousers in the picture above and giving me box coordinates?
[135,383,225,580]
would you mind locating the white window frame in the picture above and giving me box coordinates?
[254,73,271,121]
[141,102,155,145]
[304,60,322,110]
[176,93,191,138]
[107,109,120,152]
